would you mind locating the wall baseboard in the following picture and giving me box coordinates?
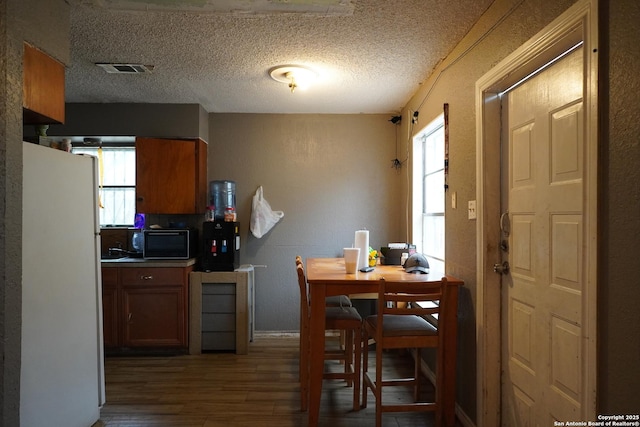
[254,331,299,338]
[254,330,340,338]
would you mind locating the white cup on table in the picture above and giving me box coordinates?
[401,252,409,266]
[343,248,360,274]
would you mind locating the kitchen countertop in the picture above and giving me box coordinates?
[101,257,197,268]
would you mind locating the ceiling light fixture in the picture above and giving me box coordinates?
[269,65,317,93]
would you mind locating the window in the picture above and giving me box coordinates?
[412,115,445,273]
[72,144,136,226]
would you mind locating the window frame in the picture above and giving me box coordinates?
[412,114,446,273]
[72,141,136,227]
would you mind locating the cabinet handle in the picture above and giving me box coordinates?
[141,275,153,280]
[128,313,132,322]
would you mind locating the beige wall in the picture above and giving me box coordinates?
[209,113,402,330]
[598,0,640,414]
[43,103,209,140]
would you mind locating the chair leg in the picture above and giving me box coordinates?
[361,331,369,408]
[299,327,309,411]
[375,341,383,427]
[414,348,420,402]
[345,330,353,387]
[436,344,445,427]
[352,325,362,411]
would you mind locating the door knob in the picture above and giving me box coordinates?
[493,261,510,275]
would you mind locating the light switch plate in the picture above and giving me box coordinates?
[468,200,477,219]
[451,192,457,209]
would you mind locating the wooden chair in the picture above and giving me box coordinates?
[362,277,449,427]
[296,256,352,307]
[296,255,352,352]
[296,260,362,412]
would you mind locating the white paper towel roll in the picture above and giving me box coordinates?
[354,230,369,270]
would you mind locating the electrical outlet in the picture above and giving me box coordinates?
[468,200,477,220]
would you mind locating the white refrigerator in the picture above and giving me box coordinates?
[21,142,105,427]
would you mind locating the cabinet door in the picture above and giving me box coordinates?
[135,137,207,214]
[23,43,65,124]
[122,286,186,348]
[102,286,119,348]
[101,268,119,348]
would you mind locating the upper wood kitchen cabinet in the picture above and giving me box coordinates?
[135,137,208,214]
[23,43,65,125]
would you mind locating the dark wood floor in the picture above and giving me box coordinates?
[98,336,461,427]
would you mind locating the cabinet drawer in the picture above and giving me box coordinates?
[102,268,118,287]
[202,332,235,351]
[202,294,235,313]
[121,267,184,286]
[202,313,235,332]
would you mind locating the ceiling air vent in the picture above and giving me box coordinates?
[96,63,154,74]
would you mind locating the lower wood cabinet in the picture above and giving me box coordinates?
[101,268,119,349]
[102,263,193,353]
[122,286,185,347]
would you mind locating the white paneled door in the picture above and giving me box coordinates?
[500,47,585,425]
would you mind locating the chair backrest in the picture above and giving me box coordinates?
[379,277,445,312]
[376,277,448,340]
[296,261,309,320]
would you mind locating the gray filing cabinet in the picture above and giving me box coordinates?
[189,266,255,355]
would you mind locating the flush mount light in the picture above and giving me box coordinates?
[269,65,317,93]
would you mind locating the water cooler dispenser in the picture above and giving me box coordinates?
[209,180,236,221]
[201,221,240,271]
[202,180,240,271]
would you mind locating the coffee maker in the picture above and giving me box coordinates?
[201,221,240,271]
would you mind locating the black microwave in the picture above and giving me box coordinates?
[143,229,197,260]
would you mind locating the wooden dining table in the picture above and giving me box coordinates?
[305,257,464,427]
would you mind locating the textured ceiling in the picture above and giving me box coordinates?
[66,0,494,114]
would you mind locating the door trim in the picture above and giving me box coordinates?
[474,1,598,425]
